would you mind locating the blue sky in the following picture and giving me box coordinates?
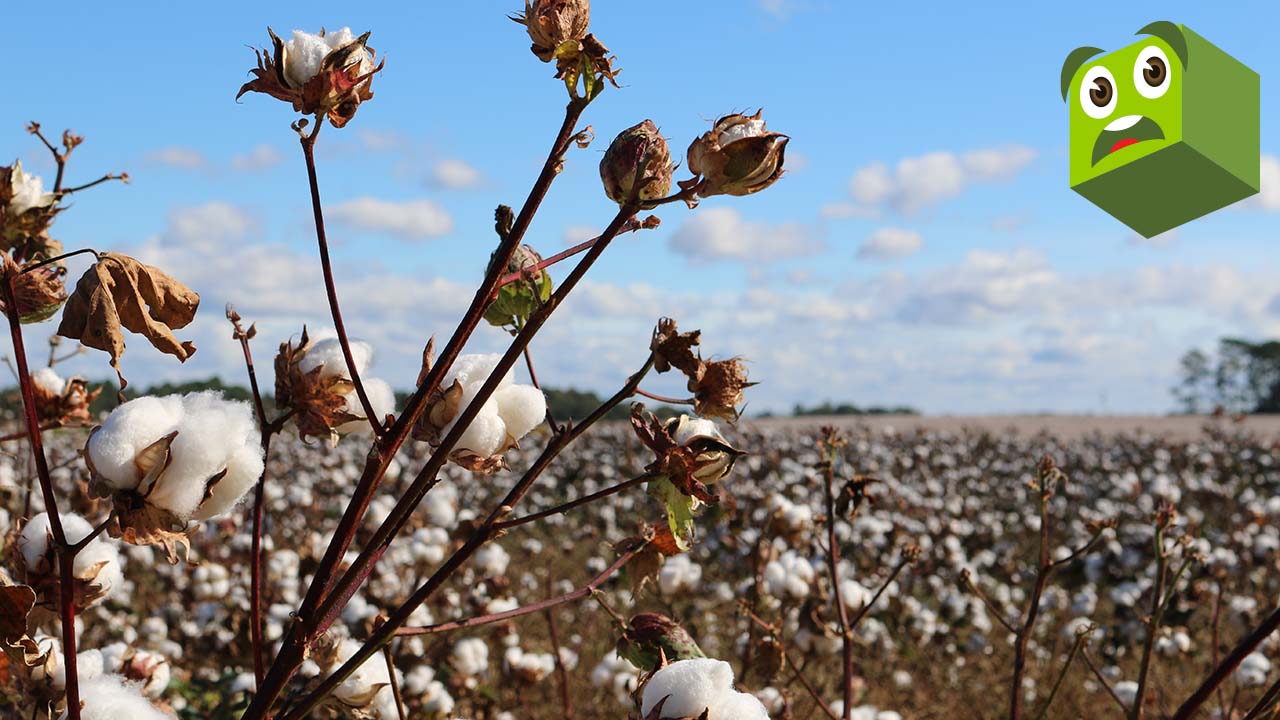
[6,0,1280,414]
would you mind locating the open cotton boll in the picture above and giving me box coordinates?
[337,377,396,435]
[19,512,122,599]
[192,442,265,521]
[19,511,92,570]
[446,354,514,390]
[332,638,393,709]
[298,337,374,380]
[146,392,261,520]
[9,160,57,215]
[642,658,760,720]
[62,675,174,720]
[673,416,725,445]
[283,28,373,89]
[31,367,65,394]
[87,395,186,490]
[493,385,547,441]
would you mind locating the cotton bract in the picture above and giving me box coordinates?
[640,658,769,720]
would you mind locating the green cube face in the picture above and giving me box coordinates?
[1064,23,1259,238]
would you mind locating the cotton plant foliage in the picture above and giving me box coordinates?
[85,391,264,554]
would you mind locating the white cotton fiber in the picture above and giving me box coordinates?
[641,658,741,720]
[716,690,772,720]
[673,416,724,445]
[61,675,173,720]
[445,354,514,390]
[283,28,371,89]
[332,638,392,708]
[20,513,123,602]
[88,392,264,521]
[31,367,65,394]
[338,378,396,436]
[452,407,506,458]
[452,637,490,676]
[148,392,258,519]
[299,337,374,380]
[87,396,185,490]
[493,385,547,442]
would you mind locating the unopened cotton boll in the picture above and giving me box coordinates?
[62,675,174,720]
[640,658,769,720]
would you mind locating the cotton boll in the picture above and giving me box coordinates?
[452,406,507,458]
[475,544,510,577]
[641,658,749,720]
[298,337,374,380]
[452,637,489,677]
[1236,652,1271,687]
[716,689,771,720]
[672,416,725,445]
[31,367,65,394]
[193,441,265,520]
[19,512,123,604]
[659,554,703,595]
[87,395,185,489]
[283,28,372,89]
[332,638,393,709]
[493,385,547,441]
[446,354,513,390]
[62,675,174,720]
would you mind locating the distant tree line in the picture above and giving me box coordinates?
[761,401,919,418]
[1174,338,1280,414]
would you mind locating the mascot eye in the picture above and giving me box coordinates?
[1134,45,1172,99]
[1079,66,1118,119]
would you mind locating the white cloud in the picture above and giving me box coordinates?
[356,129,409,152]
[858,227,923,260]
[328,197,454,241]
[1251,154,1280,210]
[1128,228,1178,248]
[144,147,208,170]
[845,145,1036,215]
[562,225,598,246]
[667,207,823,263]
[231,144,284,172]
[430,159,482,190]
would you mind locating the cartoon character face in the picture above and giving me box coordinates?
[1061,22,1259,238]
[1067,33,1184,185]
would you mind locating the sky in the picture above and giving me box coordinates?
[5,0,1280,415]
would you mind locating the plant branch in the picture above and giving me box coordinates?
[745,610,840,720]
[493,472,655,531]
[634,388,694,405]
[1171,605,1280,720]
[298,119,382,436]
[1031,630,1086,720]
[1082,645,1131,714]
[57,173,128,196]
[1,271,80,720]
[821,442,855,720]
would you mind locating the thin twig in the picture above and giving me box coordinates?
[744,610,840,720]
[1171,605,1280,720]
[298,119,382,436]
[634,388,694,406]
[820,437,855,720]
[544,581,574,720]
[1082,646,1131,714]
[381,640,408,720]
[493,472,655,531]
[1031,631,1087,720]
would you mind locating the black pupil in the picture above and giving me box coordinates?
[1144,57,1167,86]
[1089,77,1113,107]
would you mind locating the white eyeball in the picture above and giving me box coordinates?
[1134,45,1171,99]
[1079,66,1118,120]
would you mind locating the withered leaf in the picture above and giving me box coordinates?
[0,584,36,644]
[57,252,200,387]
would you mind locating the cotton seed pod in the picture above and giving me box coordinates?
[0,160,60,247]
[600,120,674,207]
[14,513,123,615]
[667,415,740,485]
[617,613,705,672]
[516,0,591,61]
[237,27,384,129]
[2,255,67,325]
[684,110,789,199]
[274,327,396,445]
[29,367,100,425]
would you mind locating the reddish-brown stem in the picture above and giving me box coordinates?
[242,99,596,720]
[394,543,641,637]
[18,248,99,274]
[544,587,574,720]
[634,388,694,405]
[745,610,839,720]
[0,422,64,443]
[1082,645,1131,713]
[281,349,652,719]
[2,272,79,720]
[380,639,408,720]
[229,310,273,687]
[1131,525,1170,720]
[1171,605,1280,720]
[310,205,638,635]
[1213,580,1227,717]
[493,472,654,531]
[961,570,1019,636]
[847,554,911,631]
[57,173,127,196]
[27,123,68,192]
[821,446,855,720]
[299,120,382,436]
[1010,489,1052,720]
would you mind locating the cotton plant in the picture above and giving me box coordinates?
[274,328,397,445]
[61,675,175,720]
[639,658,770,720]
[84,391,264,556]
[317,638,400,719]
[16,512,123,613]
[414,353,547,471]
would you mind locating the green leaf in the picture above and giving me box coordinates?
[648,476,696,551]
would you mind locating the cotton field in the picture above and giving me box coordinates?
[3,413,1278,718]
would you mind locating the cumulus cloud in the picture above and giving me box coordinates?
[858,227,923,260]
[430,159,483,189]
[845,145,1036,215]
[1250,154,1280,211]
[328,197,454,241]
[144,147,208,170]
[230,144,284,172]
[667,208,823,263]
